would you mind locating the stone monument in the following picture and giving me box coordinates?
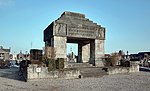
[44,11,106,67]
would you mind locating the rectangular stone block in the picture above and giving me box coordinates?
[95,39,105,67]
[82,43,90,63]
[54,36,67,58]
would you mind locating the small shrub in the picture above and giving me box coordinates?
[123,61,130,67]
[110,53,120,66]
[103,58,111,67]
[47,59,56,71]
[56,58,64,69]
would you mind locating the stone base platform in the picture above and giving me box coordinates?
[107,64,139,75]
[27,64,81,80]
[27,64,108,80]
[78,67,108,78]
[64,62,93,68]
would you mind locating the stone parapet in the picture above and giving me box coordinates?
[107,64,139,75]
[27,64,81,80]
[64,62,93,68]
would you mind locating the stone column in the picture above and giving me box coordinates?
[53,36,67,59]
[78,43,82,63]
[82,43,90,63]
[95,39,104,67]
[90,40,95,65]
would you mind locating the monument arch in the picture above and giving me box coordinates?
[44,11,106,66]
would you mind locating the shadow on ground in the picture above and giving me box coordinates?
[139,67,150,72]
[0,67,25,81]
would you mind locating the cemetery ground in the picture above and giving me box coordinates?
[0,67,150,91]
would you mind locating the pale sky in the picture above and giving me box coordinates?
[0,0,150,55]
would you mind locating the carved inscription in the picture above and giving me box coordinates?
[67,29,96,38]
[54,23,105,39]
[68,24,96,30]
[67,24,96,38]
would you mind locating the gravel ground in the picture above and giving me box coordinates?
[0,68,150,91]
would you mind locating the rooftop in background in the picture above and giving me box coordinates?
[0,46,10,53]
[130,51,150,59]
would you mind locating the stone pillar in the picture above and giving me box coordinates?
[53,36,67,59]
[90,40,95,65]
[78,43,82,63]
[82,43,90,63]
[95,39,104,67]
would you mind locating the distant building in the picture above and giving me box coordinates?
[130,52,150,60]
[9,53,17,60]
[15,51,30,62]
[30,49,43,61]
[17,50,25,61]
[0,46,10,61]
[12,54,17,60]
[104,54,111,60]
[138,52,150,59]
[130,54,139,59]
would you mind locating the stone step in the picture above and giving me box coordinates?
[56,16,98,26]
[79,67,108,78]
[65,63,93,68]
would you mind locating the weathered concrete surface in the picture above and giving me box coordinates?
[44,11,106,66]
[27,64,81,80]
[82,43,90,63]
[44,11,106,42]
[107,64,139,75]
[95,39,105,67]
[79,67,108,78]
[27,64,108,80]
[78,43,82,63]
[53,36,67,59]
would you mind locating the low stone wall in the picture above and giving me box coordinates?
[27,64,81,80]
[64,62,93,68]
[107,64,139,75]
